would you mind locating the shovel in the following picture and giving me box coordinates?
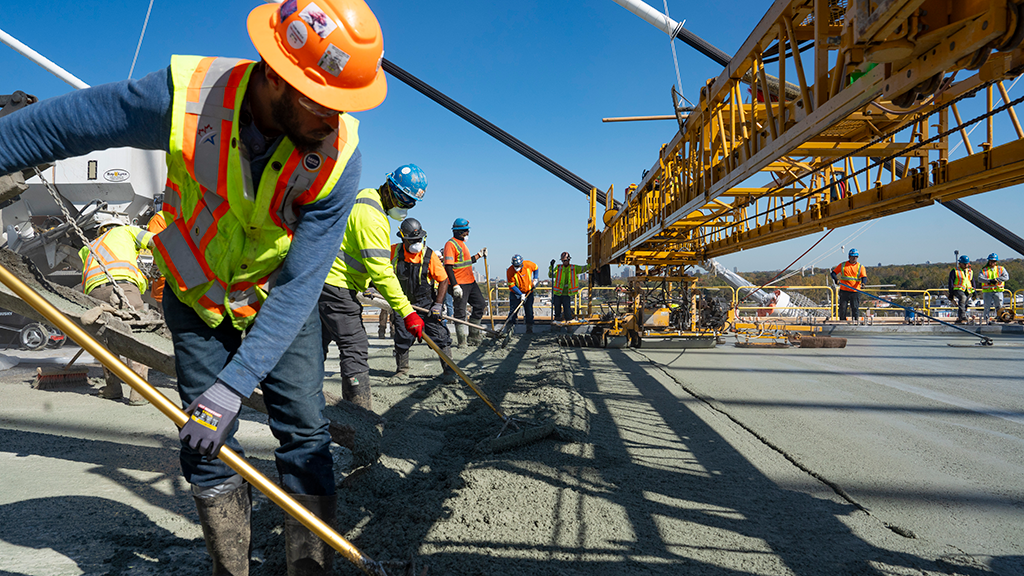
[0,263,392,576]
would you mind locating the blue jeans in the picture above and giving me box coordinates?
[164,291,334,496]
[552,293,574,321]
[508,291,534,327]
[444,292,453,325]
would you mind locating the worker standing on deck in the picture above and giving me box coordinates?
[549,252,589,322]
[831,249,867,322]
[444,218,487,347]
[0,0,388,572]
[319,164,427,410]
[390,218,455,381]
[979,253,1009,322]
[507,254,538,333]
[949,255,976,323]
[80,221,154,407]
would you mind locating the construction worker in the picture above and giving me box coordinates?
[0,0,388,573]
[979,253,1009,322]
[444,218,487,347]
[831,249,867,322]
[549,251,589,322]
[79,221,154,406]
[506,254,538,333]
[390,218,455,381]
[319,164,427,411]
[948,255,976,323]
[144,203,167,308]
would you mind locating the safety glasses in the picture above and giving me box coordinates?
[388,185,417,209]
[297,95,341,118]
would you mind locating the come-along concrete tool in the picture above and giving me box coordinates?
[421,333,556,451]
[0,262,392,576]
[410,304,503,339]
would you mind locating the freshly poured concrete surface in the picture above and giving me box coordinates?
[0,333,1021,574]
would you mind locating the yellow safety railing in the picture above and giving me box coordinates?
[734,285,833,317]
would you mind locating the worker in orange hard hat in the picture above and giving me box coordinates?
[0,0,387,572]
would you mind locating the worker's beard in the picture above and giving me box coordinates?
[271,93,333,154]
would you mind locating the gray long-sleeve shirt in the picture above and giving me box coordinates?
[0,65,360,399]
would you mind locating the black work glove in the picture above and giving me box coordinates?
[180,381,242,457]
[550,259,556,267]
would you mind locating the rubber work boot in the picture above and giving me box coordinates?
[395,350,410,376]
[192,478,251,576]
[455,324,469,348]
[285,493,336,576]
[440,346,457,383]
[467,327,484,346]
[525,324,534,334]
[99,367,123,400]
[343,371,372,411]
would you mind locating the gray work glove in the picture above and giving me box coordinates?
[179,381,242,457]
[430,302,444,320]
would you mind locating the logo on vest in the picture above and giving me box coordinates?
[198,124,216,147]
[303,152,323,172]
[103,169,130,182]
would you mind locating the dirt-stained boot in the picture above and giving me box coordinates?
[127,362,149,406]
[285,493,336,576]
[343,372,372,411]
[467,327,484,346]
[455,324,468,348]
[439,346,457,383]
[395,350,410,376]
[192,477,251,576]
[99,367,123,400]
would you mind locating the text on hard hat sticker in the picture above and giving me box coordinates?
[287,21,307,50]
[319,44,350,77]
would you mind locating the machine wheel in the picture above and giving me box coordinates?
[19,323,49,351]
[47,328,68,349]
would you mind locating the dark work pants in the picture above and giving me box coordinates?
[318,285,369,378]
[952,290,970,321]
[552,293,575,321]
[838,290,860,321]
[164,290,333,495]
[393,309,451,353]
[508,291,535,327]
[454,282,486,322]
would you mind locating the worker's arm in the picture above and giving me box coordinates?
[215,149,362,398]
[998,268,1010,282]
[0,67,172,173]
[360,215,413,317]
[948,269,956,294]
[428,251,449,303]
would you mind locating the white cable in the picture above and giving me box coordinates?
[128,0,155,79]
[948,75,1021,156]
[662,0,685,102]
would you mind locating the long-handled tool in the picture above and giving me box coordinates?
[421,333,556,451]
[0,263,391,576]
[484,254,495,331]
[836,280,994,346]
[410,304,503,339]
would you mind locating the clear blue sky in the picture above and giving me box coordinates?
[4,0,1022,275]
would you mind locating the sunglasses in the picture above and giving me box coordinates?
[297,95,341,118]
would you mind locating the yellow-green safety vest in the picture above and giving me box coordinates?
[952,267,974,293]
[80,225,154,294]
[980,266,1006,293]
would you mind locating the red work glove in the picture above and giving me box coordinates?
[404,311,425,340]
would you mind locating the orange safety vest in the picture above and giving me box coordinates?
[444,237,475,285]
[507,261,537,294]
[153,56,358,330]
[833,261,866,292]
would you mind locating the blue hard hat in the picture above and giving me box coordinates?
[512,254,523,267]
[988,253,999,261]
[958,255,970,264]
[385,164,428,205]
[848,249,859,257]
[452,218,470,231]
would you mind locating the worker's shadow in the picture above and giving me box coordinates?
[0,495,203,575]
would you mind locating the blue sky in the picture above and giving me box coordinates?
[3,0,1022,275]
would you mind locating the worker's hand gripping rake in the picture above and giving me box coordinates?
[0,263,391,576]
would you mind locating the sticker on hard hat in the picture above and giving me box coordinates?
[318,44,350,77]
[299,3,337,39]
[303,152,323,171]
[287,21,307,49]
[279,0,297,20]
[104,169,130,183]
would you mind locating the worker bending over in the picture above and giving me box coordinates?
[80,221,154,406]
[444,218,487,347]
[831,249,867,322]
[506,254,538,333]
[949,255,976,323]
[979,253,1009,322]
[390,218,455,381]
[549,252,589,322]
[319,164,427,410]
[0,0,388,572]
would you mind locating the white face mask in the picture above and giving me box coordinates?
[407,241,424,253]
[388,207,408,221]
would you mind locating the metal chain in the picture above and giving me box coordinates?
[32,167,137,311]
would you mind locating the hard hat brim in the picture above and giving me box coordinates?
[247,3,388,113]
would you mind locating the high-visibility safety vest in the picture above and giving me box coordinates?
[507,261,537,294]
[80,225,154,295]
[549,263,589,295]
[324,188,412,317]
[153,55,359,330]
[444,237,475,285]
[147,213,167,302]
[832,261,866,292]
[951,267,974,293]
[980,266,1007,293]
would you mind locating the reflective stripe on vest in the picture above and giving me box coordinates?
[554,265,579,293]
[952,268,973,291]
[981,266,1006,293]
[81,227,150,294]
[155,55,359,330]
[327,187,389,289]
[510,267,533,293]
[445,239,471,269]
[834,262,864,291]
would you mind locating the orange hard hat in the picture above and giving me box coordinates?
[247,0,387,112]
